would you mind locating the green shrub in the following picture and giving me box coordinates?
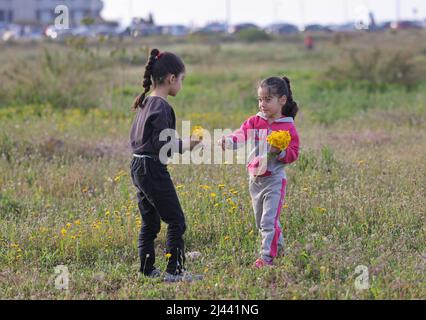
[236,29,271,42]
[0,46,115,110]
[325,48,425,90]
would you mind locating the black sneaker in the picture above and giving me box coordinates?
[143,268,162,278]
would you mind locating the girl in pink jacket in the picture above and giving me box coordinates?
[220,76,300,268]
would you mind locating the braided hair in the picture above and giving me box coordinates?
[259,76,299,119]
[132,48,186,110]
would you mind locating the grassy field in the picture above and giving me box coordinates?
[0,31,425,299]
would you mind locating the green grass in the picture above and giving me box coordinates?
[0,32,425,299]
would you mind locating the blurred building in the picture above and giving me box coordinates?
[0,0,103,26]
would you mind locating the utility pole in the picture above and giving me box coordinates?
[225,0,231,32]
[396,0,401,22]
[344,0,349,22]
[129,0,133,24]
[273,1,282,23]
[299,0,305,30]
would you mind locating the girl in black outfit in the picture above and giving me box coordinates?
[129,48,201,282]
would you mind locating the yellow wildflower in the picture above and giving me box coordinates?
[165,253,172,259]
[60,228,67,237]
[266,130,291,151]
[191,126,204,139]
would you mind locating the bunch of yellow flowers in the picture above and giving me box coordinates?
[266,130,291,151]
[191,125,204,140]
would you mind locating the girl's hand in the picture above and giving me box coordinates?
[190,138,201,151]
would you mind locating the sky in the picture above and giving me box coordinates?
[101,0,426,27]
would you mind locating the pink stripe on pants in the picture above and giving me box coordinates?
[270,179,287,258]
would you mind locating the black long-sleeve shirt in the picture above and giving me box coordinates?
[130,96,183,156]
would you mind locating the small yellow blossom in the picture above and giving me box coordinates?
[61,228,67,237]
[165,253,172,259]
[191,126,204,139]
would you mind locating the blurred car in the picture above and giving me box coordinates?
[93,24,123,38]
[21,26,44,40]
[0,22,7,39]
[2,24,22,41]
[230,23,260,34]
[390,20,423,30]
[303,24,332,33]
[195,22,228,34]
[44,25,73,40]
[328,22,357,32]
[264,23,299,35]
[375,21,392,31]
[161,25,188,36]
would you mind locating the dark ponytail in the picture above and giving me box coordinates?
[259,76,299,119]
[132,48,186,110]
[132,49,159,110]
[281,76,298,119]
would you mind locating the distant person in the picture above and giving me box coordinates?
[304,34,314,50]
[219,76,300,268]
[129,48,202,282]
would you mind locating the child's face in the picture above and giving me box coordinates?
[168,73,185,97]
[257,87,287,119]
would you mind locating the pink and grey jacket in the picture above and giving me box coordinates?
[224,112,300,178]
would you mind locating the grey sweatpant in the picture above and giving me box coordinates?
[249,174,287,262]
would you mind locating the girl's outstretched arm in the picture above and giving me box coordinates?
[221,116,256,150]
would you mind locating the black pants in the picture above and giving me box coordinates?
[130,156,186,275]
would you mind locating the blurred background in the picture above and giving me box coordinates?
[0,0,425,40]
